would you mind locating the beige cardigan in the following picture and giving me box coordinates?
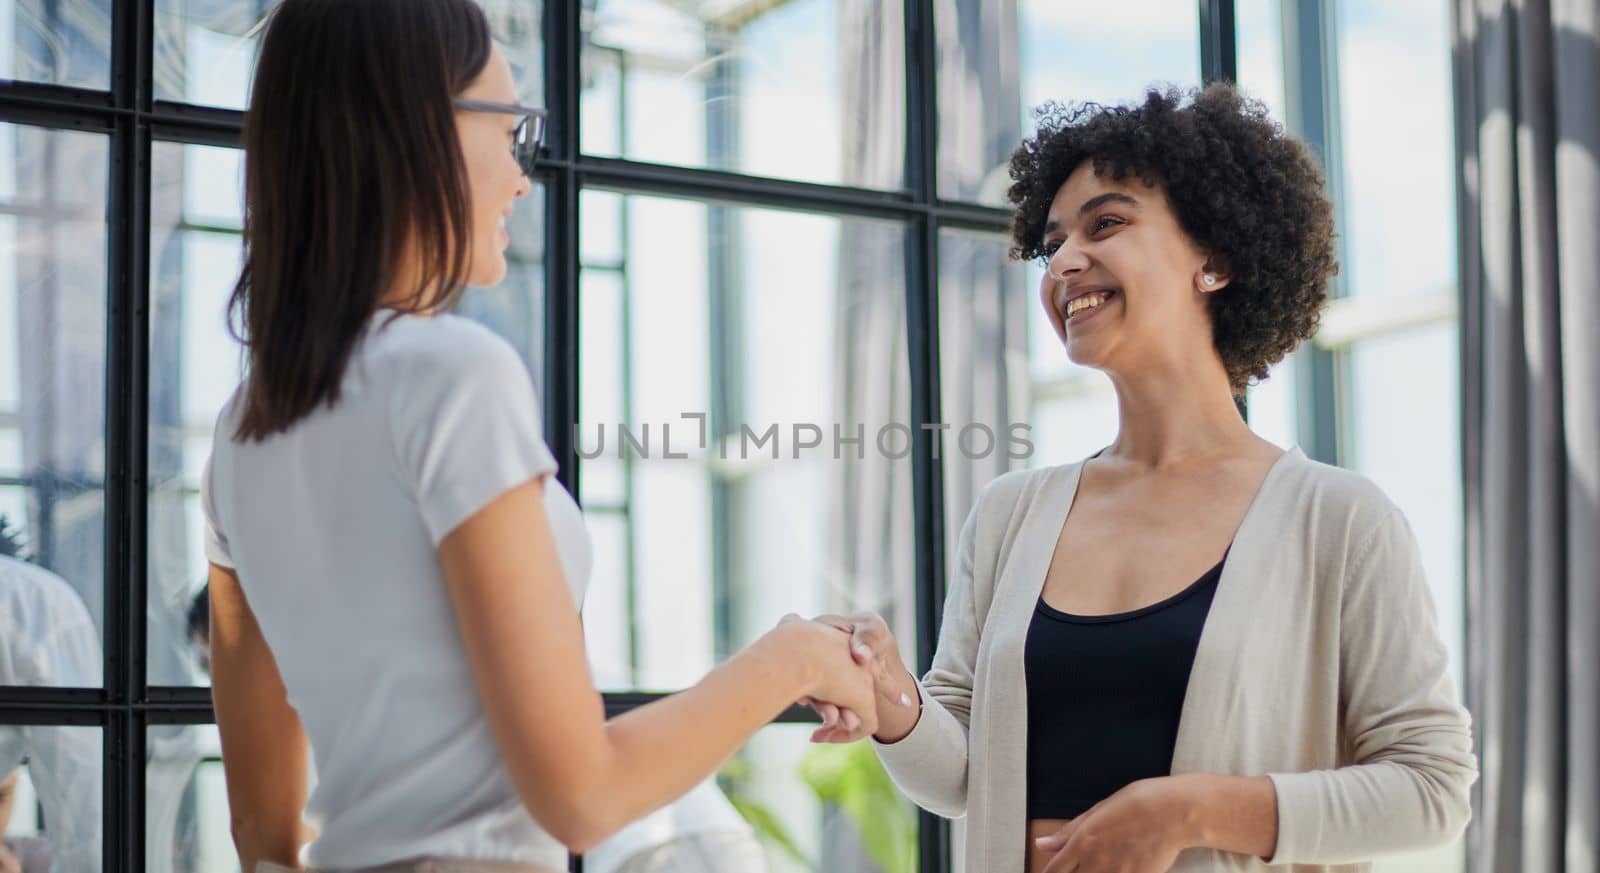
[873,447,1477,872]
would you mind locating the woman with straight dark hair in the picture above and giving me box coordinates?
[203,3,880,873]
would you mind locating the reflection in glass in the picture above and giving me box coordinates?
[0,0,110,90]
[578,192,915,692]
[153,0,544,110]
[146,139,547,685]
[936,0,1200,205]
[0,123,109,664]
[147,726,238,873]
[147,141,243,688]
[581,0,903,189]
[0,736,102,873]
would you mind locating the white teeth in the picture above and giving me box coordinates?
[1064,290,1113,319]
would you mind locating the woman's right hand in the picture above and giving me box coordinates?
[771,618,881,741]
[789,613,921,744]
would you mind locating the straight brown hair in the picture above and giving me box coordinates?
[228,0,492,441]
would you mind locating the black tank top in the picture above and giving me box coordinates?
[1024,550,1227,820]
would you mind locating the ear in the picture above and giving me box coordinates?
[1196,256,1233,294]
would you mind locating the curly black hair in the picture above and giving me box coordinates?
[1007,83,1337,395]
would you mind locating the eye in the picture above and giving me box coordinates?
[1040,239,1062,260]
[1091,215,1124,234]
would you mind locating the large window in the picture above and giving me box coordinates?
[0,1,1469,872]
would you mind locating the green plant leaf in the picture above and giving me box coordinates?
[799,743,916,873]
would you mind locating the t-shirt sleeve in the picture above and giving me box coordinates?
[390,332,558,546]
[200,451,234,569]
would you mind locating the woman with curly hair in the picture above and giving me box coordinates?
[797,84,1477,872]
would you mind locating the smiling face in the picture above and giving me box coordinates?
[454,45,532,288]
[1038,161,1230,377]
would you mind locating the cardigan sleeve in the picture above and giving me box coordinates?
[870,496,985,819]
[1265,507,1478,864]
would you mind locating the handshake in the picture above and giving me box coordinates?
[772,613,923,745]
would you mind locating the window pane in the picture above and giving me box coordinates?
[0,728,102,872]
[936,0,1200,205]
[147,141,243,688]
[146,139,545,685]
[578,191,915,692]
[0,0,110,90]
[1245,354,1298,449]
[0,124,109,686]
[1335,0,1455,299]
[154,0,544,110]
[1235,0,1287,122]
[146,724,240,873]
[581,0,903,189]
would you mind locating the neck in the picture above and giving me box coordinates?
[377,248,445,314]
[1100,352,1260,471]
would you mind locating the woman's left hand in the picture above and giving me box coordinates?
[1037,776,1196,873]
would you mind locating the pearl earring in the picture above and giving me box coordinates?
[1202,274,1217,288]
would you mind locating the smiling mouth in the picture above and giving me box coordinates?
[1060,289,1118,321]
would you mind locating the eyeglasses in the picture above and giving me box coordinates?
[453,98,548,177]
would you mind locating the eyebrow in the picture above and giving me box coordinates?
[1043,192,1142,235]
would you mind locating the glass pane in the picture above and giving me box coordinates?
[1335,0,1455,299]
[580,0,903,189]
[0,729,103,872]
[0,123,109,687]
[147,724,240,873]
[1235,0,1287,123]
[578,191,915,692]
[936,0,1201,205]
[1245,353,1298,449]
[154,0,544,110]
[0,0,110,90]
[1347,322,1464,873]
[583,723,916,873]
[147,142,243,688]
[146,138,546,685]
[937,228,1026,560]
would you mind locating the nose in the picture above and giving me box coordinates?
[514,174,532,199]
[1046,236,1090,281]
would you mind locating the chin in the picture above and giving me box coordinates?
[1063,337,1110,371]
[466,257,508,288]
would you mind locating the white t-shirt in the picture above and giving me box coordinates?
[202,312,592,870]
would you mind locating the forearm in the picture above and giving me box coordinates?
[232,815,313,873]
[1176,773,1279,860]
[222,725,311,872]
[210,566,311,870]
